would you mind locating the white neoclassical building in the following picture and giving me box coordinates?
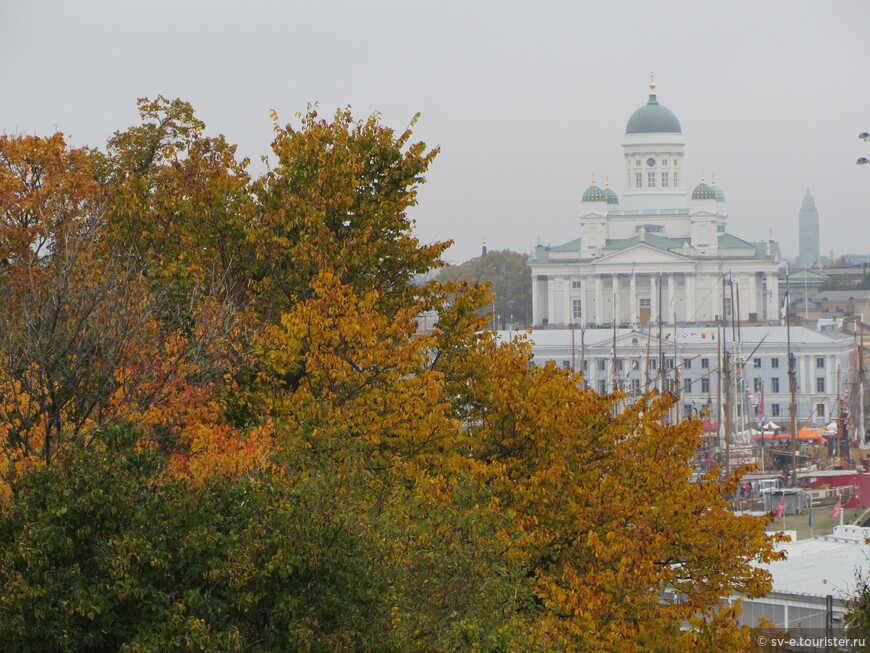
[530,78,781,329]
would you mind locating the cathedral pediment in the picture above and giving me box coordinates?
[592,242,690,266]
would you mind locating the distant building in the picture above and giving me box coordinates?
[529,78,781,328]
[808,290,870,320]
[738,529,868,637]
[797,189,821,269]
[504,326,853,430]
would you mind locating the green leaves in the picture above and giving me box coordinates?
[0,426,397,652]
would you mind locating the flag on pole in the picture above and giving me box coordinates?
[829,498,842,519]
[780,290,789,320]
[774,496,786,519]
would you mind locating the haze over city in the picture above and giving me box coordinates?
[3,0,869,264]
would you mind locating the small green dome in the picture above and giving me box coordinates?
[604,186,619,204]
[626,93,682,134]
[582,182,608,202]
[712,185,725,202]
[692,181,717,200]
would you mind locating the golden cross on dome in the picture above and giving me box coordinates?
[649,72,656,94]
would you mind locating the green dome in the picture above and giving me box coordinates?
[582,183,608,202]
[604,186,619,204]
[712,185,725,202]
[692,181,717,200]
[626,93,682,134]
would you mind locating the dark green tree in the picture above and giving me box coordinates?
[436,249,532,328]
[0,425,397,652]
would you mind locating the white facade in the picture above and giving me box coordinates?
[530,80,781,329]
[502,326,853,429]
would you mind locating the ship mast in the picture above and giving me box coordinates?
[786,266,798,486]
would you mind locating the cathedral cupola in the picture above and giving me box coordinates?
[625,75,682,135]
[603,179,619,204]
[582,177,608,202]
[691,176,717,200]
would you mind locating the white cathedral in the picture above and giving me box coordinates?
[530,79,781,328]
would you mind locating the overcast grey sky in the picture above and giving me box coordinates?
[3,1,869,264]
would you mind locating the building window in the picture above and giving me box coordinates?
[673,159,678,166]
[771,377,780,393]
[684,378,693,392]
[683,358,691,369]
[597,380,607,394]
[583,360,588,370]
[701,378,710,393]
[572,280,582,288]
[816,357,825,369]
[573,299,582,319]
[661,172,669,187]
[816,377,825,393]
[636,159,641,166]
[631,378,640,391]
[616,359,624,371]
[648,172,656,188]
[771,403,780,417]
[724,297,732,318]
[640,298,651,308]
[666,358,674,369]
[650,359,657,370]
[701,358,709,369]
[754,358,761,368]
[597,359,606,371]
[817,403,826,417]
[636,172,643,188]
[771,357,779,369]
[752,378,762,392]
[673,172,678,186]
[562,360,571,369]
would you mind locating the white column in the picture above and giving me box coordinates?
[595,276,604,326]
[564,277,573,326]
[583,276,592,328]
[650,274,658,324]
[686,274,696,323]
[767,273,779,322]
[546,276,556,327]
[667,274,676,323]
[748,273,758,318]
[613,274,621,325]
[710,274,722,324]
[629,273,638,324]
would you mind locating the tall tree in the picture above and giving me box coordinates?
[246,107,449,319]
[436,249,532,328]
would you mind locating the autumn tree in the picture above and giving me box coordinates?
[0,425,394,652]
[105,96,252,301]
[246,107,449,320]
[0,121,267,495]
[0,100,783,652]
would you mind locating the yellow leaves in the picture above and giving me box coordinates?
[257,270,459,472]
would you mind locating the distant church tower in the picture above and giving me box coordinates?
[797,189,820,268]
